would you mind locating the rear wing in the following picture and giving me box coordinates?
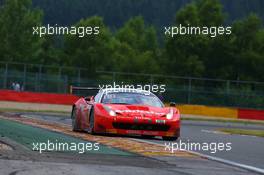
[70,86,100,96]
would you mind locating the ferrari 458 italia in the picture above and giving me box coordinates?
[71,88,180,140]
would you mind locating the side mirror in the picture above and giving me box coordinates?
[84,97,91,101]
[84,96,93,102]
[170,102,176,107]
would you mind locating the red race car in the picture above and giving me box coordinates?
[71,88,180,141]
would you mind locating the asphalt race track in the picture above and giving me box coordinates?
[0,112,264,175]
[148,120,264,170]
[18,112,264,169]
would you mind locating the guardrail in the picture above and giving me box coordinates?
[0,90,263,120]
[1,61,264,109]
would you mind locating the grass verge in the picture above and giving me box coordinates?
[218,128,264,137]
[182,116,264,126]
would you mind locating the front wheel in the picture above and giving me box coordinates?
[162,136,178,141]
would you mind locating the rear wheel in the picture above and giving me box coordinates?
[162,136,178,141]
[89,107,95,134]
[71,107,78,131]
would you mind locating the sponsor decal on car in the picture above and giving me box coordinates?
[156,119,166,124]
[115,109,165,116]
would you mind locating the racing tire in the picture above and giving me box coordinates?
[71,107,79,132]
[162,136,178,141]
[89,107,95,134]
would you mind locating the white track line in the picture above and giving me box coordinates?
[201,129,259,138]
[131,138,264,175]
[201,129,227,135]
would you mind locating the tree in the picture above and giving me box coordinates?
[165,0,264,81]
[64,16,114,74]
[113,16,160,73]
[205,14,264,81]
[0,0,44,62]
[38,35,65,65]
[230,14,264,81]
[164,0,226,77]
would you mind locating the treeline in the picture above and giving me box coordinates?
[0,0,264,82]
[31,0,264,28]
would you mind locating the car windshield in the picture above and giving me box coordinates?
[101,92,164,108]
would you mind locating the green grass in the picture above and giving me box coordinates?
[182,117,264,126]
[218,128,264,137]
[0,118,133,156]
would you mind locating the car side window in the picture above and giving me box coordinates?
[94,92,102,103]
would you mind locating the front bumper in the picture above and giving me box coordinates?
[94,114,180,137]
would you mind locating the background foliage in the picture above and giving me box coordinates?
[0,0,263,82]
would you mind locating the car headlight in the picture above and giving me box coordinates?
[109,110,117,117]
[103,105,117,117]
[166,108,174,120]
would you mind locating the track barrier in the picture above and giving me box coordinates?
[0,90,263,120]
[0,90,78,105]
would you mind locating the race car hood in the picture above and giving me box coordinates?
[105,104,170,117]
